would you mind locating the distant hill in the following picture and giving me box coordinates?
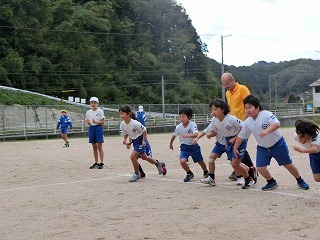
[209,58,320,103]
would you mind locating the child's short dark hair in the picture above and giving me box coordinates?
[295,118,319,138]
[179,107,193,119]
[209,99,230,115]
[243,94,263,110]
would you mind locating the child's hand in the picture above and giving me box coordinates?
[126,142,131,149]
[84,119,90,125]
[92,118,96,124]
[182,134,188,138]
[70,128,73,132]
[293,146,302,153]
[169,144,174,150]
[206,135,212,139]
[259,130,268,137]
[192,139,198,145]
[234,148,241,158]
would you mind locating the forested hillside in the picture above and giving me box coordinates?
[0,0,319,105]
[0,0,219,104]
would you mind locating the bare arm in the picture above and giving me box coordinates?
[169,135,176,150]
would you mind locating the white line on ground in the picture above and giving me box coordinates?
[1,168,320,201]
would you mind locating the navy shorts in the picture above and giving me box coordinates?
[88,125,104,144]
[309,153,320,174]
[256,137,292,167]
[225,136,247,160]
[132,135,151,155]
[180,144,204,163]
[211,142,226,158]
[60,127,68,134]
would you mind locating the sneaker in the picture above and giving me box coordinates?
[63,144,68,148]
[229,171,237,181]
[162,163,167,175]
[261,180,278,191]
[156,161,166,175]
[140,172,146,178]
[184,173,194,182]
[242,177,254,189]
[200,176,216,186]
[66,141,70,147]
[129,173,141,182]
[297,179,309,190]
[237,177,245,185]
[249,166,258,184]
[203,171,209,178]
[98,163,106,169]
[89,163,99,169]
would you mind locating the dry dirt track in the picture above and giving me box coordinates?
[1,128,320,240]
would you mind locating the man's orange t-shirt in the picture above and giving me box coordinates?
[226,82,250,121]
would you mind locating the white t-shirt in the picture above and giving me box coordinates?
[120,119,146,139]
[210,114,243,138]
[85,108,105,126]
[294,133,320,153]
[203,118,226,145]
[238,110,282,148]
[173,120,199,145]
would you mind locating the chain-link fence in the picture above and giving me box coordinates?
[0,103,311,141]
[0,104,213,141]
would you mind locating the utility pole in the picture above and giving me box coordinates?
[221,34,232,100]
[161,75,165,119]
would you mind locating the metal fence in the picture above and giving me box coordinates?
[0,104,212,141]
[0,103,312,141]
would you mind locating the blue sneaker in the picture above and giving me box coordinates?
[184,173,194,182]
[129,173,141,182]
[297,179,309,190]
[261,180,278,191]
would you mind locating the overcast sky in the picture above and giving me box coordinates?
[176,0,320,66]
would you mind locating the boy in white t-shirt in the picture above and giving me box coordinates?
[169,107,209,182]
[234,95,309,191]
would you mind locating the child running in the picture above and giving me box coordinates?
[56,110,73,148]
[204,99,254,189]
[234,94,309,191]
[194,118,226,186]
[293,118,320,182]
[85,97,106,169]
[119,105,167,182]
[169,107,209,182]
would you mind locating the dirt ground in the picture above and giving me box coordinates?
[1,127,320,240]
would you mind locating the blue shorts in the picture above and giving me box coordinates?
[256,137,292,167]
[211,142,226,158]
[309,153,320,174]
[88,125,104,144]
[225,136,247,160]
[180,144,204,163]
[132,135,151,155]
[60,127,68,134]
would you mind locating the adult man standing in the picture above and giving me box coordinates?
[221,72,257,182]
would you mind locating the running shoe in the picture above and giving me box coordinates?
[229,171,237,181]
[184,173,194,182]
[297,179,309,190]
[156,160,166,175]
[237,177,245,185]
[261,180,278,191]
[242,177,254,189]
[89,163,99,169]
[129,173,141,182]
[98,163,106,169]
[200,176,216,186]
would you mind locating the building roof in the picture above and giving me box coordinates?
[309,79,320,87]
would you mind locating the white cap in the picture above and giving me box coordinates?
[138,105,143,112]
[89,97,99,103]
